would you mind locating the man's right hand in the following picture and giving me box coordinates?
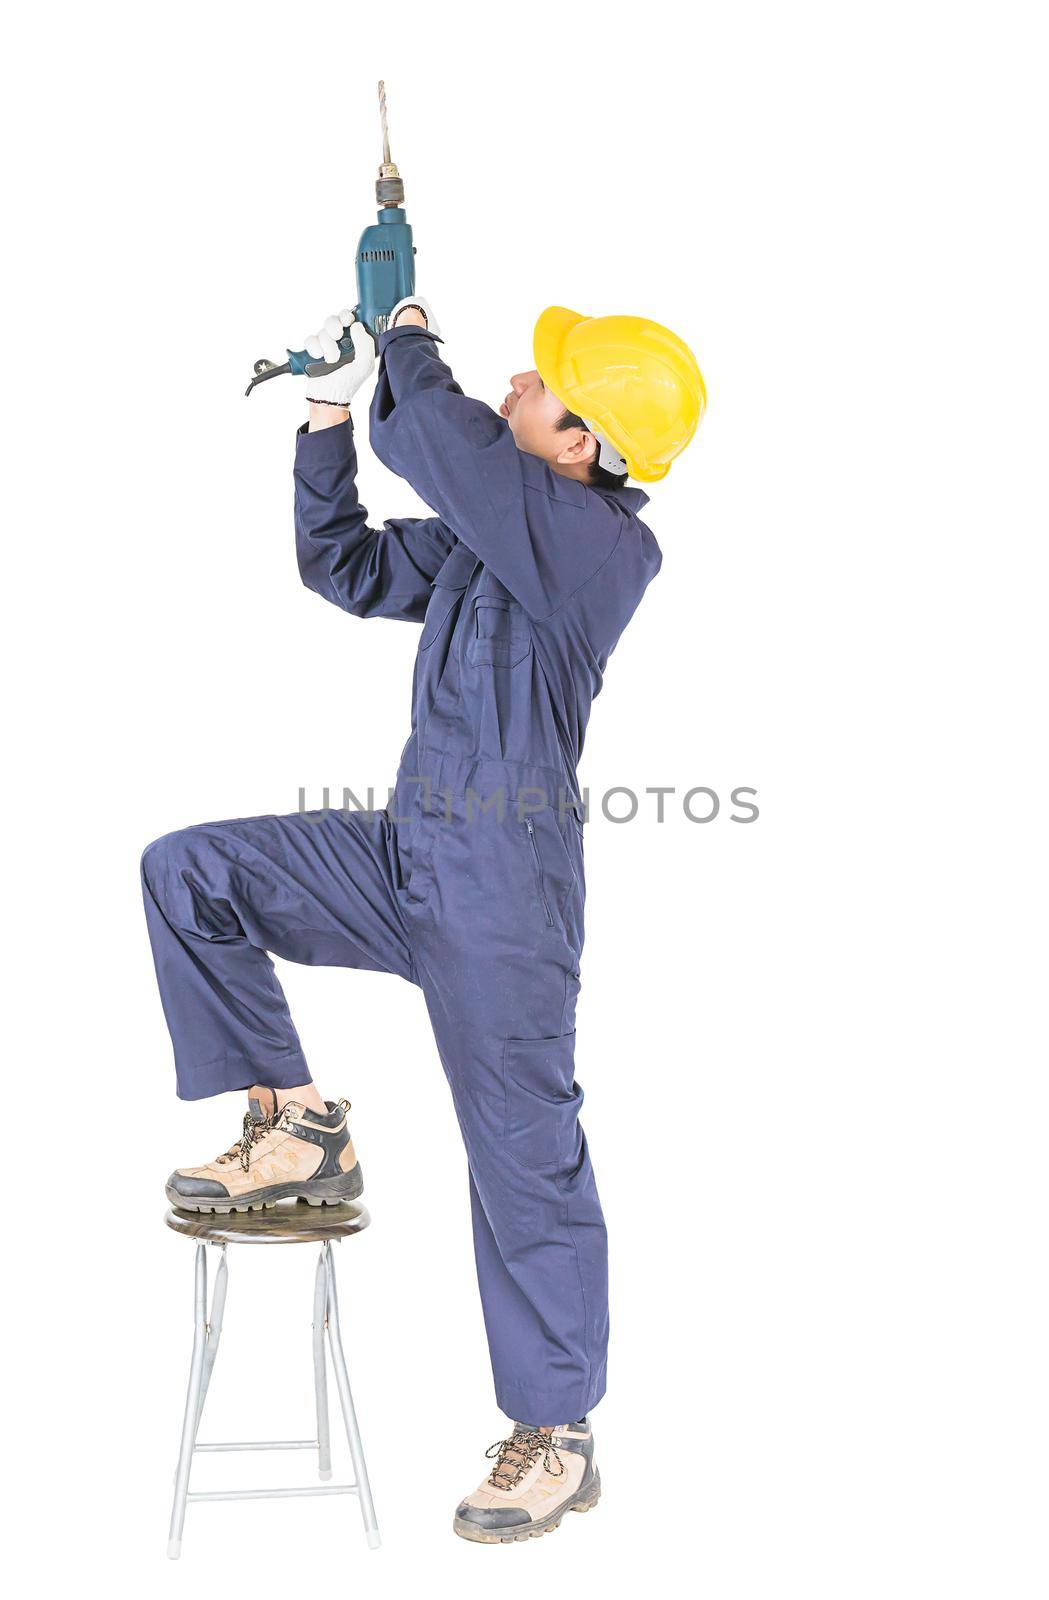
[303,315,377,415]
[390,296,441,335]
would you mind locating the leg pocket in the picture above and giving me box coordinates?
[503,1032,581,1174]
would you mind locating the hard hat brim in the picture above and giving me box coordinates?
[533,306,585,406]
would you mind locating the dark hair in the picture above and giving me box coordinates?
[556,408,628,491]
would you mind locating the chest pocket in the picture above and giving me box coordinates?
[468,595,532,668]
[419,543,479,650]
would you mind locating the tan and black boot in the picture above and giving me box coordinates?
[453,1419,600,1543]
[166,1087,363,1213]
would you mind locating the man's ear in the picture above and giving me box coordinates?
[554,428,598,469]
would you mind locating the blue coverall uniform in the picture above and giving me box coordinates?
[142,325,662,1425]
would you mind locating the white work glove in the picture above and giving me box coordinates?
[388,295,441,338]
[302,313,376,407]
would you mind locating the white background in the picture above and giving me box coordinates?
[4,3,1046,1595]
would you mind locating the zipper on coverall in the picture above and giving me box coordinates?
[524,818,555,926]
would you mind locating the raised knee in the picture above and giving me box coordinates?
[141,828,195,898]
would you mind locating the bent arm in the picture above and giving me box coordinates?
[294,417,456,622]
[369,326,623,618]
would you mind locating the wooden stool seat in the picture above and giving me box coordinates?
[165,1199,370,1245]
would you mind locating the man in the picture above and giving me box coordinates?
[142,298,704,1542]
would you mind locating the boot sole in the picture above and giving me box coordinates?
[453,1469,601,1544]
[166,1163,364,1214]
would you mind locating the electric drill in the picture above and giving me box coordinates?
[245,80,415,397]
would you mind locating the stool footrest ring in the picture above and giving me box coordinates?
[188,1485,359,1502]
[195,1439,319,1453]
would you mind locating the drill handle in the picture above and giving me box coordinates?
[286,330,358,378]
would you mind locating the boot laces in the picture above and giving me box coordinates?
[485,1429,564,1491]
[215,1106,290,1172]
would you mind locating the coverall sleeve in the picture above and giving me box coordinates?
[369,326,626,619]
[294,417,457,622]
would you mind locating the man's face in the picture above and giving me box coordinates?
[501,370,596,478]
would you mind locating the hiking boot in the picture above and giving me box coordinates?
[166,1087,363,1212]
[453,1418,600,1543]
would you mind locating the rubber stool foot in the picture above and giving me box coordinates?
[167,1539,181,1560]
[367,1530,382,1550]
[319,1467,332,1481]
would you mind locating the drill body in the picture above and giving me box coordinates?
[353,207,416,342]
[277,207,416,379]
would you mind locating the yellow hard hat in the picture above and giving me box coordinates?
[533,306,706,483]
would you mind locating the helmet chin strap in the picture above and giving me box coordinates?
[583,419,628,478]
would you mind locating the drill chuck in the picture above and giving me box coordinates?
[376,172,405,206]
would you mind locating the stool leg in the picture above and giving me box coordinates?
[194,1244,229,1436]
[324,1241,381,1549]
[168,1243,208,1559]
[312,1249,332,1480]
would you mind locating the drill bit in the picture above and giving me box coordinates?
[379,79,391,167]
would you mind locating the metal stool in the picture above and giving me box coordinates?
[164,1201,380,1557]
